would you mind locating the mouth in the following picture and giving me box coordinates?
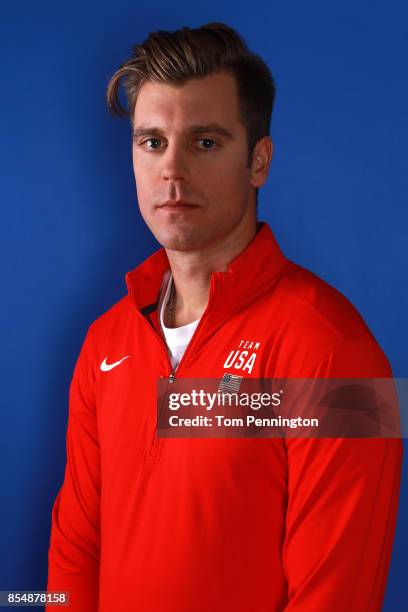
[156,200,201,212]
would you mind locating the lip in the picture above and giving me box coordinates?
[156,200,200,211]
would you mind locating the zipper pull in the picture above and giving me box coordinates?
[168,371,175,383]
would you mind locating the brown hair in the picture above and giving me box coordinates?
[106,22,276,207]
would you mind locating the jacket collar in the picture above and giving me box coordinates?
[125,221,291,320]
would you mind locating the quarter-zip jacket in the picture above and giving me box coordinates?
[46,221,403,611]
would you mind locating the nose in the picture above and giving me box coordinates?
[161,143,190,183]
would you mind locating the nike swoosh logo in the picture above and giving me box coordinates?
[100,355,130,372]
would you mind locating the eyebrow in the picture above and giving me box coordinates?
[132,123,234,140]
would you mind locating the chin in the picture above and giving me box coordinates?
[155,225,208,252]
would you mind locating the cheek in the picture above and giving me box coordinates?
[211,147,248,180]
[132,171,151,216]
[205,159,248,196]
[133,149,154,176]
[133,159,151,194]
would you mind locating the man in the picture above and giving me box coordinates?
[46,22,403,611]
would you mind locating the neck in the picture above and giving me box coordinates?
[165,215,258,327]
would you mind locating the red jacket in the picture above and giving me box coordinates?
[47,221,403,611]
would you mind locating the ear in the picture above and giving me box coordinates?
[249,136,274,189]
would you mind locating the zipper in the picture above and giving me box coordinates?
[132,277,216,459]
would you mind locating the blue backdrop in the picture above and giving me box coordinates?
[1,0,406,608]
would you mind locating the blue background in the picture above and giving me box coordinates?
[1,0,406,608]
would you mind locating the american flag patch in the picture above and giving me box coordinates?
[218,373,243,394]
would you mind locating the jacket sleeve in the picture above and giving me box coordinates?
[282,339,403,611]
[46,325,100,611]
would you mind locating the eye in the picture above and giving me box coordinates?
[197,138,217,150]
[142,138,163,150]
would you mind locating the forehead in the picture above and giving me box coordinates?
[133,71,242,130]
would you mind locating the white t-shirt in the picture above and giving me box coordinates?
[159,270,200,370]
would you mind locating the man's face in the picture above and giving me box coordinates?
[132,71,260,251]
